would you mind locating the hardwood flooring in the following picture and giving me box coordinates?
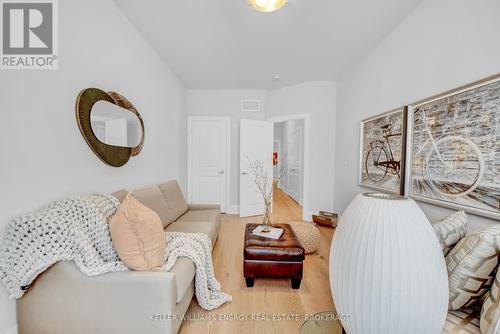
[179,189,335,334]
[271,187,303,223]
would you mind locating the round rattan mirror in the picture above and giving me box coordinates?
[75,88,145,167]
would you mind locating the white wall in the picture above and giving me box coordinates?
[268,82,337,217]
[334,0,500,231]
[0,1,186,332]
[186,90,267,211]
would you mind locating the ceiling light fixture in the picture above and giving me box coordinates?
[249,0,288,13]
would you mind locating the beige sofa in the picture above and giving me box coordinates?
[17,180,220,334]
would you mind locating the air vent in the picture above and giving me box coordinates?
[241,100,261,113]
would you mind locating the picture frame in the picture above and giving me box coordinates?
[407,74,500,220]
[359,107,408,195]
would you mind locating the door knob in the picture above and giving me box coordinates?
[241,172,248,175]
[218,170,224,174]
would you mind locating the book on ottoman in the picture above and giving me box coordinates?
[252,225,284,240]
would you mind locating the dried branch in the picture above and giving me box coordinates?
[246,155,287,206]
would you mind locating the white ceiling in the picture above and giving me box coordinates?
[114,0,423,89]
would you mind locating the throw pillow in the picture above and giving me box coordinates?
[481,270,500,334]
[432,211,467,256]
[109,193,166,271]
[111,189,128,203]
[447,226,500,310]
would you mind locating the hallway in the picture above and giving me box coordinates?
[271,187,303,223]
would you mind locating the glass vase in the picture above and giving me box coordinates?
[261,202,272,232]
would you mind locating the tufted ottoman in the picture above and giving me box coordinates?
[289,222,321,254]
[244,224,305,289]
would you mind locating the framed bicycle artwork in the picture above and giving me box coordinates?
[408,75,500,220]
[359,107,408,195]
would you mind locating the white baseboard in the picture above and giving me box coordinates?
[303,209,316,222]
[4,325,18,334]
[226,205,239,215]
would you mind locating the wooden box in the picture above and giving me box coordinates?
[313,211,338,228]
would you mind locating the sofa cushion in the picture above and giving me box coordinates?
[165,219,220,247]
[432,211,467,256]
[443,305,481,333]
[111,189,128,204]
[158,181,189,222]
[176,209,220,225]
[447,226,500,310]
[168,257,195,304]
[132,185,177,228]
[164,207,221,303]
[109,194,166,271]
[481,270,500,334]
[188,203,221,211]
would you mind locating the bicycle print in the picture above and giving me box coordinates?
[409,77,500,219]
[360,107,407,195]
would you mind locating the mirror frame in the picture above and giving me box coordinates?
[75,88,145,167]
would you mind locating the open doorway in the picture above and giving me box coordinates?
[272,118,306,222]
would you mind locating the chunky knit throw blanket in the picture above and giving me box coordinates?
[0,194,231,310]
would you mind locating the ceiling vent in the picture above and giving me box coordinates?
[241,100,261,113]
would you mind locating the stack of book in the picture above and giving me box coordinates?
[252,225,284,240]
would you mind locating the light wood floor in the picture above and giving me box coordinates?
[271,187,303,223]
[179,189,335,334]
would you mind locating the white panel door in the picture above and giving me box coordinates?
[240,119,273,217]
[287,127,303,204]
[189,118,229,212]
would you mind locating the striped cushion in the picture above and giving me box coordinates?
[481,270,500,334]
[446,226,500,310]
[443,306,481,334]
[432,211,467,256]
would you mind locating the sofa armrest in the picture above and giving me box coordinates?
[188,203,221,211]
[17,261,179,334]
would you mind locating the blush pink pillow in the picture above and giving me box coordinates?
[109,193,165,271]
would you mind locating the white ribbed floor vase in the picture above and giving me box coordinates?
[329,193,448,334]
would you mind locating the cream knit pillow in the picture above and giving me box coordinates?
[109,193,165,271]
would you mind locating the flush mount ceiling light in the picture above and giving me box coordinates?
[249,0,288,13]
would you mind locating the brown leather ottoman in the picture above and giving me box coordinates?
[244,223,305,289]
